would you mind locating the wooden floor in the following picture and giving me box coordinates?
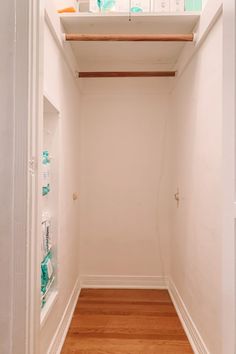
[61,289,193,354]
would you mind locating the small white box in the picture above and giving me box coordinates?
[153,0,170,12]
[89,0,98,12]
[170,0,184,11]
[116,0,129,12]
[130,0,151,12]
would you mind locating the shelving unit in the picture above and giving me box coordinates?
[60,11,201,72]
[40,93,60,327]
[60,11,201,29]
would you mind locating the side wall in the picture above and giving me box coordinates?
[40,20,81,354]
[170,16,222,354]
[79,79,172,283]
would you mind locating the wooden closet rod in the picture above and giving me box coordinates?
[65,33,194,42]
[79,71,176,78]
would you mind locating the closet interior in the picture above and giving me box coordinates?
[38,0,223,353]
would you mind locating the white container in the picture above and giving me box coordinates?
[152,0,170,12]
[89,0,98,12]
[130,0,151,12]
[170,0,184,11]
[116,0,129,12]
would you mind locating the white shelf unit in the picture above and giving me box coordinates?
[59,11,201,72]
[60,11,201,33]
[40,93,60,326]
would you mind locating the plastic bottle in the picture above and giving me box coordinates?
[42,151,50,196]
[41,251,54,294]
[97,0,116,12]
[42,212,52,259]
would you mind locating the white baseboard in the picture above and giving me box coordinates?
[168,278,209,354]
[47,278,81,354]
[80,275,168,289]
[47,275,209,354]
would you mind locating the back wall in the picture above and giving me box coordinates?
[79,79,172,282]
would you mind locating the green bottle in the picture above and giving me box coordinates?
[97,0,116,11]
[185,0,202,11]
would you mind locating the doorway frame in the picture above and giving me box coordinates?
[13,0,44,353]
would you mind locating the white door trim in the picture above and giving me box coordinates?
[12,1,43,353]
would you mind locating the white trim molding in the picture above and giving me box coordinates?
[80,275,168,289]
[168,279,209,354]
[47,278,81,354]
[55,276,210,354]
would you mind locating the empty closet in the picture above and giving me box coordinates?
[24,0,235,353]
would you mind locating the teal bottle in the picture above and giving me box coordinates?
[185,0,202,11]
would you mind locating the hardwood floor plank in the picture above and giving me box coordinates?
[79,289,172,302]
[61,289,193,354]
[62,338,193,354]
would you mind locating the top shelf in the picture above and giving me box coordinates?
[60,12,201,34]
[60,11,201,18]
[58,11,201,72]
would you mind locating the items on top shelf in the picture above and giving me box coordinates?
[42,150,50,196]
[55,0,201,13]
[57,0,80,13]
[57,7,77,13]
[185,0,201,11]
[88,0,201,13]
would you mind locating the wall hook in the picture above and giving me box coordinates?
[174,188,180,208]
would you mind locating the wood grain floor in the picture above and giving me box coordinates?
[61,289,193,354]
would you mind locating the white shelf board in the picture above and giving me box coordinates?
[59,11,201,72]
[60,11,201,34]
[44,92,60,114]
[60,11,201,18]
[40,290,58,328]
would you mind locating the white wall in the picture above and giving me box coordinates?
[170,16,222,354]
[0,2,32,353]
[79,79,172,280]
[40,20,81,354]
[0,2,15,353]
